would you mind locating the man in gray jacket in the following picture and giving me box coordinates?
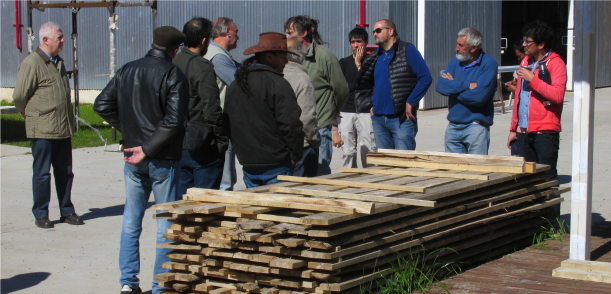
[13,22,83,229]
[284,37,321,177]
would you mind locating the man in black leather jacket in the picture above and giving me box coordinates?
[94,26,188,294]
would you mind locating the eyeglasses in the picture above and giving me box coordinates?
[522,38,535,45]
[373,27,390,34]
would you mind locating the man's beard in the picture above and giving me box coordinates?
[456,51,473,62]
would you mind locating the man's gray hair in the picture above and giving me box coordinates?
[211,17,233,39]
[39,22,61,45]
[458,27,483,50]
[286,37,305,63]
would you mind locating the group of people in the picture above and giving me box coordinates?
[13,15,566,294]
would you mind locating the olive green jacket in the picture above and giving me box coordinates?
[302,42,349,129]
[13,48,75,139]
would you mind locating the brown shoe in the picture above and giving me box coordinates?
[60,213,85,225]
[35,217,54,229]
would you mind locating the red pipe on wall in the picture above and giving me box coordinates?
[14,0,23,51]
[356,0,369,28]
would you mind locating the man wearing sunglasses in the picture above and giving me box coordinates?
[355,19,432,150]
[507,20,567,190]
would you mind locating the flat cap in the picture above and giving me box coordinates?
[153,26,186,48]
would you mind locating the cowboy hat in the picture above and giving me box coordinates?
[243,32,299,56]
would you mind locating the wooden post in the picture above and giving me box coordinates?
[569,0,596,261]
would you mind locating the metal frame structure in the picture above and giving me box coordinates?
[25,0,158,132]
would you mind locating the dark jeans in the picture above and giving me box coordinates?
[293,146,319,177]
[178,148,224,199]
[242,160,293,188]
[517,132,560,182]
[31,138,75,219]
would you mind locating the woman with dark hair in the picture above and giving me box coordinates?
[225,32,304,188]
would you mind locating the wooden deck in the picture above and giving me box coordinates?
[430,221,611,293]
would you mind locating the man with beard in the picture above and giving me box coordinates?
[173,17,229,195]
[435,27,498,155]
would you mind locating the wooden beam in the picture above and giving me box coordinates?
[186,189,374,214]
[367,157,527,174]
[338,167,489,180]
[375,149,525,162]
[269,186,436,207]
[276,175,426,193]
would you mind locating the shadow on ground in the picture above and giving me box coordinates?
[79,201,155,222]
[1,272,51,293]
[591,221,611,260]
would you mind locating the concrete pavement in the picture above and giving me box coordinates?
[2,88,610,293]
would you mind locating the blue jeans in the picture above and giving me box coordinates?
[293,146,319,177]
[178,148,224,198]
[219,140,237,191]
[30,138,75,219]
[444,122,490,155]
[317,126,333,176]
[120,159,180,293]
[371,114,418,150]
[242,161,293,188]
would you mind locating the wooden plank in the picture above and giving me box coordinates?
[276,238,306,248]
[151,200,201,211]
[276,175,426,192]
[375,149,525,162]
[269,258,307,269]
[269,186,436,207]
[184,194,356,214]
[338,167,489,180]
[187,189,375,214]
[368,157,527,174]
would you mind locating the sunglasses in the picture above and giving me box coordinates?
[373,27,390,34]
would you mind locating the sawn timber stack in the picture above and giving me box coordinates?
[154,150,568,293]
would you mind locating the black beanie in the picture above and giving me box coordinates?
[153,26,186,48]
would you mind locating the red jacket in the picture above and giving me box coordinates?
[510,51,567,133]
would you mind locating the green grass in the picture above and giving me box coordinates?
[1,100,15,106]
[532,217,569,249]
[1,103,121,149]
[361,247,462,294]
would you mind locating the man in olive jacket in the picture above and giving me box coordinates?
[225,32,304,188]
[173,18,229,195]
[285,16,349,175]
[94,26,188,294]
[13,22,83,229]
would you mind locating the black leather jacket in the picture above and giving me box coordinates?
[94,49,189,160]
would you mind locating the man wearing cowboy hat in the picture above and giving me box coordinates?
[224,32,304,188]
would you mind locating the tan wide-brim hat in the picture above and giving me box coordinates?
[243,32,299,56]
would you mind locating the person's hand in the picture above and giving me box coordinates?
[507,132,517,150]
[19,112,26,120]
[402,103,416,121]
[518,67,535,82]
[355,46,365,67]
[124,146,146,165]
[441,72,454,80]
[505,80,517,92]
[370,107,374,116]
[469,82,477,89]
[332,130,344,148]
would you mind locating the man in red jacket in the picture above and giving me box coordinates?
[506,20,567,184]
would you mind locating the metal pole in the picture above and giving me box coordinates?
[72,7,80,132]
[151,0,158,29]
[109,1,117,141]
[569,0,597,261]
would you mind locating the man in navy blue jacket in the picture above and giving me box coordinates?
[435,28,498,155]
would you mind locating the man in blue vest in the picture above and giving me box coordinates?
[435,28,498,155]
[355,19,432,150]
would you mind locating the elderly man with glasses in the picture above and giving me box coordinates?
[355,19,432,151]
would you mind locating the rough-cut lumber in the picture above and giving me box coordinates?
[152,200,201,211]
[276,175,426,192]
[375,149,525,162]
[269,186,436,207]
[184,194,356,214]
[368,157,527,173]
[338,167,490,180]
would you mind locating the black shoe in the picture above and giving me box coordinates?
[35,217,54,229]
[60,213,84,225]
[121,285,142,294]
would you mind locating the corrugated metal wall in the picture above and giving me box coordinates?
[596,0,611,88]
[423,1,502,109]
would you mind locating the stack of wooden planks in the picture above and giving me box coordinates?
[154,150,569,294]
